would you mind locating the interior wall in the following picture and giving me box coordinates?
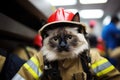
[0,13,37,51]
[81,19,103,37]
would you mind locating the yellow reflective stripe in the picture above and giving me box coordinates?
[93,61,112,73]
[91,58,115,77]
[30,57,42,74]
[24,63,39,80]
[97,65,115,77]
[91,58,108,69]
[39,68,42,74]
[30,57,39,67]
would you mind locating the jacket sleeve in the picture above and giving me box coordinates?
[12,52,44,80]
[90,48,120,80]
[0,55,6,72]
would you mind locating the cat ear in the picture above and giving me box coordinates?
[72,12,80,22]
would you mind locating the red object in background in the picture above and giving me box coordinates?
[89,20,96,28]
[96,37,106,56]
[97,44,104,51]
[47,8,75,23]
[34,34,42,47]
[97,37,105,52]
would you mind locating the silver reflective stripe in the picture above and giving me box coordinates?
[12,73,25,80]
[93,61,112,73]
[27,60,42,77]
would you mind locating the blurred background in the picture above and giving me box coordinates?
[0,0,120,51]
[1,1,120,78]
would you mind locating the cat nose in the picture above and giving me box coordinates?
[58,41,69,52]
[59,41,66,48]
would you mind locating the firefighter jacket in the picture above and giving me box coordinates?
[12,52,44,80]
[0,55,6,72]
[12,49,120,80]
[0,49,7,72]
[13,46,38,61]
[90,48,120,80]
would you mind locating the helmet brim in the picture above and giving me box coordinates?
[39,21,86,36]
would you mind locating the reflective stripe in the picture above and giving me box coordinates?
[24,57,42,80]
[31,57,39,67]
[91,58,108,69]
[97,65,115,77]
[91,58,115,77]
[93,61,112,73]
[24,63,39,80]
[12,73,25,80]
[30,57,42,75]
[27,60,42,76]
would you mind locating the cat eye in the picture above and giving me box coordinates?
[53,37,58,41]
[68,35,72,39]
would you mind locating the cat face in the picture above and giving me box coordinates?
[40,13,89,61]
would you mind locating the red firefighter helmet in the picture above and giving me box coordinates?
[47,8,74,23]
[39,8,86,35]
[33,34,42,47]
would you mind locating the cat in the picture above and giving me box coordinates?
[40,13,89,61]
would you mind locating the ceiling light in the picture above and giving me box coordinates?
[47,0,77,6]
[79,9,104,19]
[65,9,78,14]
[80,0,108,4]
[103,16,111,25]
